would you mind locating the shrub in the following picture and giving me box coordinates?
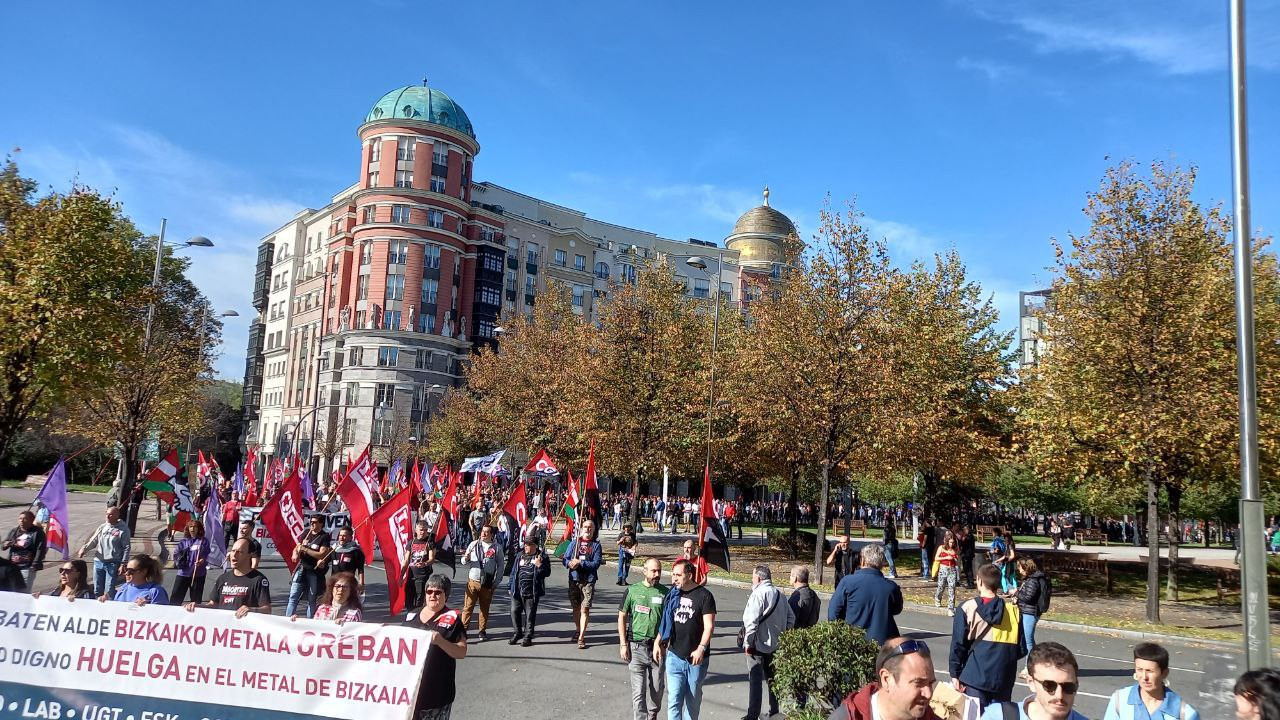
[768,528,819,556]
[773,620,879,717]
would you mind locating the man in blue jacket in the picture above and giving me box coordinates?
[828,543,903,645]
[564,518,602,649]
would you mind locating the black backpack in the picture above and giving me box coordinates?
[1036,575,1052,616]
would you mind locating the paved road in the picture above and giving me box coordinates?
[3,488,1247,719]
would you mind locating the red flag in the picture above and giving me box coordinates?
[259,467,306,573]
[434,469,459,574]
[697,463,730,573]
[523,448,558,476]
[369,486,414,614]
[244,447,258,491]
[410,458,422,508]
[583,440,602,530]
[502,482,528,529]
[335,446,379,561]
[471,470,483,509]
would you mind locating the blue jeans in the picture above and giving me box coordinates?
[666,651,708,720]
[884,545,897,576]
[618,553,633,582]
[285,569,325,618]
[920,549,930,577]
[1022,612,1039,653]
[93,558,121,598]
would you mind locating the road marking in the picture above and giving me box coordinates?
[932,669,1111,700]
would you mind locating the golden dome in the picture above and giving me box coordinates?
[726,187,797,267]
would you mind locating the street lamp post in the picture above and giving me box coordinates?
[685,252,725,476]
[184,308,239,471]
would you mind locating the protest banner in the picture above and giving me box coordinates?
[0,593,428,720]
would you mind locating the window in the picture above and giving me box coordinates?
[527,243,539,264]
[478,320,496,338]
[395,170,413,188]
[482,253,502,272]
[574,254,586,271]
[596,261,609,279]
[361,242,373,265]
[342,418,355,445]
[477,286,501,305]
[572,285,585,308]
[391,205,410,223]
[355,310,365,328]
[389,240,408,264]
[369,141,382,164]
[357,275,369,300]
[415,350,427,370]
[430,176,446,193]
[693,278,709,299]
[554,249,566,267]
[375,383,395,408]
[427,210,444,229]
[386,273,405,300]
[396,137,415,161]
[345,382,358,406]
[372,419,393,446]
[620,263,636,283]
[421,278,439,305]
[433,143,448,165]
[525,276,536,295]
[348,346,363,366]
[362,206,375,224]
[720,281,732,300]
[506,275,516,291]
[423,245,441,269]
[480,227,496,242]
[419,313,436,333]
[385,309,401,330]
[367,170,379,188]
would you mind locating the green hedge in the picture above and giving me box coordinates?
[773,621,878,717]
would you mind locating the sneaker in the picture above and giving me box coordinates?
[947,609,955,617]
[478,631,488,641]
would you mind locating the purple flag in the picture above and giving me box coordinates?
[300,468,315,509]
[204,485,227,569]
[232,463,245,496]
[35,458,71,559]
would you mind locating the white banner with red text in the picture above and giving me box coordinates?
[0,593,428,720]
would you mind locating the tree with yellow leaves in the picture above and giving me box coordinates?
[1018,161,1280,621]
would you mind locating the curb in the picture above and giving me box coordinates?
[603,560,1247,652]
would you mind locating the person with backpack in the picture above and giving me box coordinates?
[1102,643,1199,720]
[1013,558,1051,654]
[460,524,505,641]
[949,564,1025,710]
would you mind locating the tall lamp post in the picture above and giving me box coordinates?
[685,252,725,476]
[184,308,239,471]
[1227,0,1272,668]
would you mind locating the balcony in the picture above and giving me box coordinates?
[505,289,517,302]
[526,262,538,275]
[507,256,518,270]
[524,294,535,306]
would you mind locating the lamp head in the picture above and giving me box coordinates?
[185,236,214,247]
[685,256,708,270]
[220,309,239,318]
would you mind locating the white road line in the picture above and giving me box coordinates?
[931,669,1111,700]
[902,627,1206,675]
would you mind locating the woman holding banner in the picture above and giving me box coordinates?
[105,553,169,606]
[34,559,94,600]
[407,574,468,720]
[303,572,363,624]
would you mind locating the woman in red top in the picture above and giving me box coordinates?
[933,531,960,614]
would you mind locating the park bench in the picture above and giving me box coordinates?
[1040,552,1112,592]
[848,519,867,538]
[1077,528,1108,546]
[976,525,1005,543]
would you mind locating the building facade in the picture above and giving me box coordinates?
[241,84,797,476]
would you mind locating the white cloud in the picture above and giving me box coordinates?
[18,126,308,380]
[645,183,763,226]
[966,0,1280,75]
[862,215,947,259]
[957,56,1020,82]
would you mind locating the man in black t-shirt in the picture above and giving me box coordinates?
[286,515,332,619]
[654,559,716,720]
[406,574,467,720]
[184,539,271,618]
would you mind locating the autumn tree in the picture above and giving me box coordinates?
[880,251,1014,516]
[1018,161,1280,621]
[583,261,711,528]
[733,203,903,582]
[0,158,150,468]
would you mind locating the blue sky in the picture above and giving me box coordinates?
[3,1,1278,378]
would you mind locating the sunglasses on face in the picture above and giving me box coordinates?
[1032,676,1078,696]
[424,589,445,596]
[334,584,351,590]
[124,568,140,575]
[58,567,75,574]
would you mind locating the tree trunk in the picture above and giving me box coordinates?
[1145,471,1161,623]
[813,450,832,586]
[1165,483,1181,602]
[788,465,800,560]
[630,466,643,531]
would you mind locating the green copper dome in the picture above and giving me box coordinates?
[364,86,476,140]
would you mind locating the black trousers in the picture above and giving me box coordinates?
[510,594,540,637]
[170,574,206,605]
[407,570,432,610]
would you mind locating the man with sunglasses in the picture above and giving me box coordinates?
[980,642,1089,720]
[184,538,272,618]
[829,637,943,720]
